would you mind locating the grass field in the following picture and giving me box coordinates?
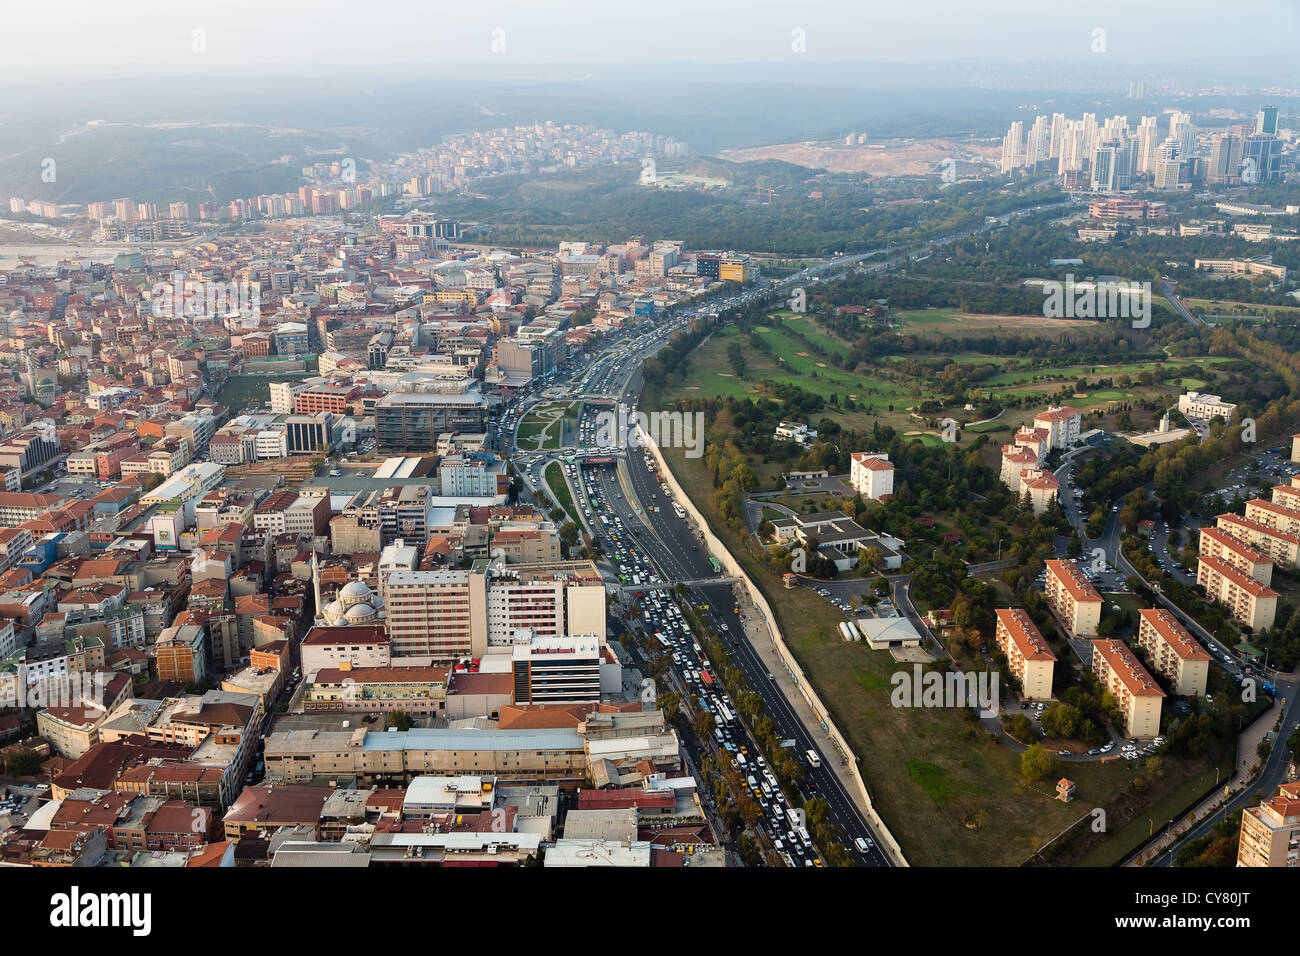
[891,307,1101,336]
[1185,298,1300,320]
[666,319,1234,441]
[516,401,582,451]
[216,373,314,411]
[544,462,580,526]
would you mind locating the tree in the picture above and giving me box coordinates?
[1020,743,1059,782]
[387,710,414,731]
[5,748,42,776]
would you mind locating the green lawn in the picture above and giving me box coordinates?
[517,401,582,451]
[216,373,314,411]
[544,462,580,526]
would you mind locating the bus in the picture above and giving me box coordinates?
[708,557,721,574]
[716,703,734,725]
[655,633,672,649]
[805,749,822,768]
[701,670,714,687]
[673,503,686,519]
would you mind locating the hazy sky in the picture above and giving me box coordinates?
[4,0,1299,73]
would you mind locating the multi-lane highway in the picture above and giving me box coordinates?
[545,326,893,865]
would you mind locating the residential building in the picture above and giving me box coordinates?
[1237,781,1300,867]
[1044,559,1102,636]
[1198,527,1273,585]
[1090,638,1164,738]
[849,452,894,500]
[1032,406,1083,451]
[1196,553,1278,631]
[1135,608,1211,699]
[1216,513,1300,568]
[993,608,1056,700]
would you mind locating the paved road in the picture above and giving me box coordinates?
[1161,278,1202,327]
[1149,673,1299,866]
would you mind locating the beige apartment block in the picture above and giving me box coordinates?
[1135,608,1211,698]
[1272,482,1300,513]
[1044,559,1102,636]
[994,608,1056,700]
[1198,527,1274,585]
[1216,513,1300,568]
[1237,782,1300,867]
[1244,498,1300,537]
[1090,639,1164,738]
[1196,553,1279,631]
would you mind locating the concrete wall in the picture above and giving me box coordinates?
[638,427,909,867]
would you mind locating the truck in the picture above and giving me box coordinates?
[805,749,822,768]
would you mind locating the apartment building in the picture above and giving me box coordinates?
[1022,470,1060,515]
[510,633,604,705]
[382,560,606,662]
[1236,781,1300,867]
[1198,526,1274,585]
[1135,608,1211,698]
[153,624,209,684]
[304,664,448,716]
[993,609,1056,700]
[1216,512,1300,568]
[849,452,894,500]
[253,491,329,537]
[1272,479,1300,514]
[0,492,69,527]
[1000,444,1040,493]
[484,562,607,648]
[1090,638,1164,738]
[1044,559,1102,636]
[1032,406,1083,451]
[1244,498,1300,537]
[1196,553,1279,631]
[301,624,391,675]
[384,568,489,661]
[1013,426,1050,464]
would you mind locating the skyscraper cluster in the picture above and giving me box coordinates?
[998,104,1284,190]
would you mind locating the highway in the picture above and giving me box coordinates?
[1160,278,1203,327]
[579,357,889,864]
[496,208,1076,864]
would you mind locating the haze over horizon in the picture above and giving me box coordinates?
[3,0,1298,75]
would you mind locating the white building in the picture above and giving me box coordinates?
[1032,406,1083,451]
[773,421,818,445]
[849,452,894,500]
[1178,391,1237,424]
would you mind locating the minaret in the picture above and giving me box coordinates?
[311,550,322,620]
